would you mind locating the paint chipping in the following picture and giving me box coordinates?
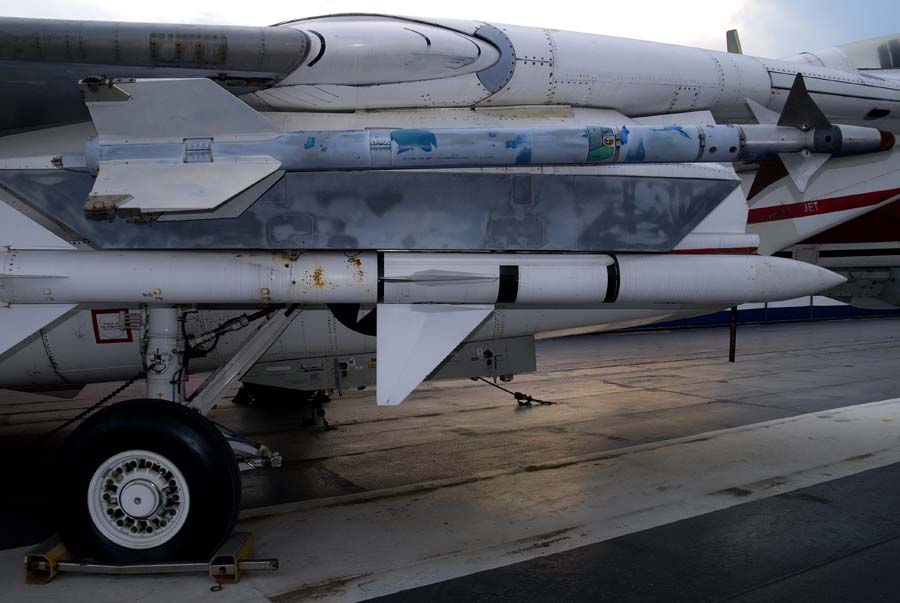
[625,139,646,161]
[652,125,691,139]
[347,256,365,282]
[392,129,437,154]
[312,265,326,288]
[504,134,526,149]
[515,146,532,164]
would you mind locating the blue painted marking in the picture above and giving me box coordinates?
[652,125,691,139]
[515,146,532,164]
[488,132,497,138]
[620,126,630,144]
[304,136,316,149]
[625,139,646,161]
[505,135,526,149]
[392,129,438,154]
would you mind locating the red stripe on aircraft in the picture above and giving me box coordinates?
[671,247,759,255]
[746,188,900,225]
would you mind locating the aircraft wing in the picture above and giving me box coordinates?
[0,17,308,134]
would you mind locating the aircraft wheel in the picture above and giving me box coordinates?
[58,399,241,562]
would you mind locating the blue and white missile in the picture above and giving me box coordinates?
[42,74,886,219]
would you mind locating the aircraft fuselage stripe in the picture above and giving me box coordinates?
[747,187,900,224]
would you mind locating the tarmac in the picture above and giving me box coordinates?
[2,317,900,601]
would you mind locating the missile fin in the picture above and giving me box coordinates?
[778,151,830,192]
[746,98,780,125]
[157,169,285,221]
[87,158,282,215]
[0,200,74,250]
[777,74,831,130]
[747,161,789,201]
[375,303,493,406]
[0,304,76,359]
[82,78,279,144]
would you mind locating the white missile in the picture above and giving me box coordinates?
[0,250,845,307]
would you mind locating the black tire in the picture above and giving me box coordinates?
[58,399,241,563]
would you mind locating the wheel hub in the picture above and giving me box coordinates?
[87,450,191,549]
[119,480,159,518]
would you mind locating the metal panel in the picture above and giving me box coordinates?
[474,25,516,93]
[0,169,737,252]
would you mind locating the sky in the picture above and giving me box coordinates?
[0,0,898,58]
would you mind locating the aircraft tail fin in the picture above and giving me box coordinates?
[746,149,900,255]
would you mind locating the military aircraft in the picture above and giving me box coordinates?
[0,14,898,564]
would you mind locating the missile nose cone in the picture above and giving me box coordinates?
[758,256,845,301]
[821,266,848,289]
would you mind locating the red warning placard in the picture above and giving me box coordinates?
[91,309,133,344]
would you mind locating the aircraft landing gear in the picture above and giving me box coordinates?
[58,399,241,562]
[55,305,301,563]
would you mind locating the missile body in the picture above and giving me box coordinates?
[83,123,892,175]
[0,250,844,307]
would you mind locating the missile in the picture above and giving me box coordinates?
[0,250,845,307]
[8,74,889,219]
[81,116,891,171]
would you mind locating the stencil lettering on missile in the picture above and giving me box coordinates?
[91,309,133,344]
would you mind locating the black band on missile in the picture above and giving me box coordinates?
[604,255,620,303]
[377,252,385,303]
[497,265,519,304]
